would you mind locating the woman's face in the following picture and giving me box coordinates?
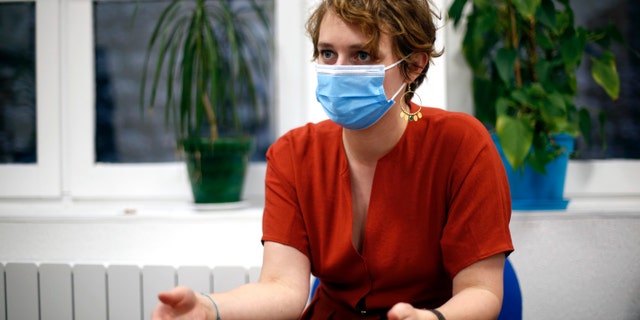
[316,10,405,99]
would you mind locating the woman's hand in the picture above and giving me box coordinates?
[388,253,506,320]
[387,303,438,320]
[151,286,213,320]
[149,242,310,320]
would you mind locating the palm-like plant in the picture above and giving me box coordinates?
[449,0,623,173]
[138,0,272,203]
[140,0,272,147]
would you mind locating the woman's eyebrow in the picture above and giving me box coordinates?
[317,42,333,49]
[317,41,367,51]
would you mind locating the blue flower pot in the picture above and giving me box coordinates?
[492,133,574,210]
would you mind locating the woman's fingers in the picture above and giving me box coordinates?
[151,287,204,319]
[158,287,184,305]
[388,302,415,320]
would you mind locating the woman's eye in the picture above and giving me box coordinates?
[320,50,334,60]
[356,51,370,62]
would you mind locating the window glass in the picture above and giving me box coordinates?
[573,0,640,159]
[0,3,36,164]
[94,0,274,163]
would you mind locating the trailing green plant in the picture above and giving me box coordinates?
[448,0,623,173]
[140,0,272,148]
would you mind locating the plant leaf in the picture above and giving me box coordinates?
[180,9,197,139]
[591,51,620,100]
[536,0,556,28]
[513,0,541,19]
[472,76,499,126]
[560,28,587,68]
[496,114,534,170]
[495,97,511,117]
[462,8,499,76]
[448,0,469,27]
[540,91,566,124]
[495,48,517,87]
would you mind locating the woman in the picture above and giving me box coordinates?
[152,1,513,319]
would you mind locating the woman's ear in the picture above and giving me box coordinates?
[408,52,429,81]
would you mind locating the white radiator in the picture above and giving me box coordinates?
[0,263,261,320]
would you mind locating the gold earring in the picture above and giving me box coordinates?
[399,90,423,122]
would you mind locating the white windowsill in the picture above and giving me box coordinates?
[0,199,264,221]
[0,199,267,268]
[0,196,638,221]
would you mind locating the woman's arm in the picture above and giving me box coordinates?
[210,241,311,319]
[388,253,505,320]
[151,241,311,320]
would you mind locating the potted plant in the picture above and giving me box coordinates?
[448,0,623,209]
[140,0,272,203]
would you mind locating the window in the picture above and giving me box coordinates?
[66,0,311,200]
[93,1,178,164]
[0,0,312,200]
[93,0,275,164]
[1,0,637,202]
[572,0,640,160]
[0,3,36,164]
[0,0,61,198]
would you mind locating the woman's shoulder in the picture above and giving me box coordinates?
[279,120,339,142]
[421,106,481,125]
[421,106,489,138]
[268,120,341,156]
[411,106,493,151]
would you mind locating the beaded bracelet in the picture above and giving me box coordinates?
[428,309,446,320]
[200,292,221,320]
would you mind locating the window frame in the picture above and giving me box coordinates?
[0,0,61,198]
[64,0,310,201]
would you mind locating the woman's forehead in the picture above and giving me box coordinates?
[318,10,394,56]
[318,11,366,43]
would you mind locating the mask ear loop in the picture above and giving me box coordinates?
[399,89,423,122]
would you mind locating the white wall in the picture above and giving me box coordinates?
[0,203,264,268]
[509,208,640,319]
[1,200,640,320]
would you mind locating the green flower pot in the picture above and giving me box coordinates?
[183,137,254,204]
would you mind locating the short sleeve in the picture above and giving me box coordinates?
[261,133,311,259]
[439,116,513,277]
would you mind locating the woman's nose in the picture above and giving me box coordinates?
[335,55,350,65]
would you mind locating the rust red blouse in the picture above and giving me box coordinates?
[262,106,513,319]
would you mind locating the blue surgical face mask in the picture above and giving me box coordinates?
[315,59,406,130]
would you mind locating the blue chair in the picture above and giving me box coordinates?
[310,258,522,319]
[498,258,522,320]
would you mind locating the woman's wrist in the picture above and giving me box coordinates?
[427,308,446,320]
[199,292,221,320]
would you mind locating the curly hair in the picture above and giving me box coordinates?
[306,0,444,104]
